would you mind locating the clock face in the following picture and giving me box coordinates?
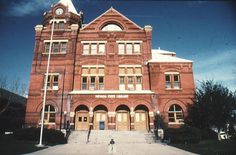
[55,8,64,15]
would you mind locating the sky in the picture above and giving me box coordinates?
[0,0,236,93]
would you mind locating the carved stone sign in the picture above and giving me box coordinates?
[95,95,128,99]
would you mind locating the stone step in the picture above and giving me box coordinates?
[68,130,157,144]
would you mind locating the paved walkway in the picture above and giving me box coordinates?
[25,131,197,155]
[25,143,197,155]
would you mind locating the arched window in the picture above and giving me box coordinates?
[101,23,122,31]
[168,104,184,124]
[43,105,56,123]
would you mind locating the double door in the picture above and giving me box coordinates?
[75,112,89,130]
[116,112,129,131]
[135,112,147,131]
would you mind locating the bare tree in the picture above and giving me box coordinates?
[0,75,27,115]
[0,74,7,89]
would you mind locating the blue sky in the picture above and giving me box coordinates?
[0,0,235,92]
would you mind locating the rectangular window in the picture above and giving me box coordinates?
[98,43,105,54]
[83,43,89,54]
[128,77,133,84]
[91,43,97,54]
[118,43,125,54]
[173,74,180,89]
[45,74,59,90]
[44,42,67,54]
[134,43,140,53]
[119,77,125,84]
[60,42,67,53]
[54,23,58,29]
[52,42,59,53]
[45,42,50,53]
[90,76,96,90]
[98,77,104,90]
[136,76,142,90]
[52,75,59,90]
[82,77,87,90]
[126,43,132,54]
[165,74,171,89]
[165,73,181,89]
[136,76,142,84]
[58,22,65,29]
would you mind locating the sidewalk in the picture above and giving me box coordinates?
[25,143,197,155]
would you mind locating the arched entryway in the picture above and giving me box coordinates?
[134,105,149,131]
[93,105,108,130]
[75,105,89,130]
[116,105,130,131]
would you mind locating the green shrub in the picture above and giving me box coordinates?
[44,129,67,144]
[13,127,67,145]
[164,126,201,144]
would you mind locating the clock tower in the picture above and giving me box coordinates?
[42,0,82,29]
[25,0,82,128]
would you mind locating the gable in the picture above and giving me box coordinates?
[82,7,143,31]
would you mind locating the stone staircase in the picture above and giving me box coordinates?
[68,130,156,144]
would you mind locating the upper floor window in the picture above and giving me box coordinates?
[49,19,66,30]
[117,41,142,55]
[168,104,184,124]
[119,65,142,91]
[54,22,65,30]
[81,65,105,90]
[44,73,59,90]
[101,24,122,31]
[81,41,106,55]
[165,72,181,89]
[44,40,68,54]
[118,43,125,54]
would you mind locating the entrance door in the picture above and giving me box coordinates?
[135,112,147,131]
[116,112,129,131]
[75,112,89,130]
[94,112,107,130]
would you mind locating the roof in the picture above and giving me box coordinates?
[152,48,176,56]
[57,0,78,15]
[148,49,193,63]
[82,7,143,30]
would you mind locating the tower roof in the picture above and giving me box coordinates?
[57,0,78,15]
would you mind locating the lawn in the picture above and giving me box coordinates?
[171,139,236,155]
[0,134,46,155]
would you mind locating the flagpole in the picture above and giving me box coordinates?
[37,17,55,147]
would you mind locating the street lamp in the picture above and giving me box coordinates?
[37,18,55,147]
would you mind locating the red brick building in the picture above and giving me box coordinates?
[25,0,195,131]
